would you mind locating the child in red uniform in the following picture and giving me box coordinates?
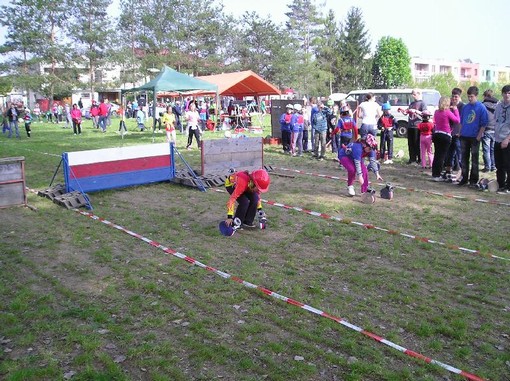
[417,110,434,169]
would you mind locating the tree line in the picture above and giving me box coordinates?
[1,0,415,104]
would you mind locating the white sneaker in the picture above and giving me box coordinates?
[383,159,393,164]
[432,177,444,182]
[347,185,355,196]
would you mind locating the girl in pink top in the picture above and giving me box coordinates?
[417,111,434,169]
[70,104,82,135]
[431,96,460,179]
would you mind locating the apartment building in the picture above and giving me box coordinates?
[411,56,510,84]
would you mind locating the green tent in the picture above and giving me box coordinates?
[123,66,218,139]
[129,65,218,93]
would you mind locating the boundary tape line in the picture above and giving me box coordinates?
[275,167,510,208]
[24,186,487,380]
[213,189,510,262]
[77,207,486,381]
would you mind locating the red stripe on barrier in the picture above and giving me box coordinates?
[321,312,343,323]
[184,257,195,264]
[320,213,331,219]
[69,155,170,179]
[405,350,431,363]
[286,298,305,307]
[362,331,383,342]
[460,371,486,381]
[231,276,244,283]
[258,287,273,295]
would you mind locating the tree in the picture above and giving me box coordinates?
[68,0,114,101]
[337,7,372,91]
[232,12,294,89]
[0,0,78,108]
[371,36,412,88]
[417,72,458,97]
[314,9,342,95]
[284,0,325,95]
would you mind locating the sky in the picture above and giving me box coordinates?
[1,0,508,67]
[218,0,510,67]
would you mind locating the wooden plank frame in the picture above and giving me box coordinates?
[201,137,264,175]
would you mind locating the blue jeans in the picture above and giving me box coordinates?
[460,137,480,184]
[98,116,107,131]
[359,123,377,139]
[445,135,461,170]
[9,120,20,138]
[481,130,496,170]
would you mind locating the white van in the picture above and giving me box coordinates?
[344,88,441,137]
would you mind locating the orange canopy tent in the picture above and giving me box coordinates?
[196,70,280,97]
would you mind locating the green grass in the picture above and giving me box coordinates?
[0,117,509,380]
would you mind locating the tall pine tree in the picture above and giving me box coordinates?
[337,7,372,91]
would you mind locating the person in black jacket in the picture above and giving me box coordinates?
[172,101,183,133]
[481,89,498,172]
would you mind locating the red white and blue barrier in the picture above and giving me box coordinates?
[62,143,175,193]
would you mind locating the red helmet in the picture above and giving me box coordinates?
[363,134,378,148]
[251,169,270,193]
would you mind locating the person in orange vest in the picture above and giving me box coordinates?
[224,169,271,228]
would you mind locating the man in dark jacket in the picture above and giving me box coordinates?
[481,89,498,172]
[172,101,183,133]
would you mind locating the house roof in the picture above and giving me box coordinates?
[196,70,280,97]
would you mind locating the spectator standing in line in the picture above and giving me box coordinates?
[23,107,32,138]
[52,103,59,124]
[57,103,64,122]
[493,84,510,193]
[279,104,293,155]
[90,100,100,129]
[311,101,329,161]
[70,103,82,135]
[64,103,72,129]
[308,97,318,152]
[431,96,460,181]
[162,105,177,145]
[445,88,464,174]
[356,93,381,139]
[458,86,488,186]
[6,102,20,138]
[290,103,304,156]
[302,98,312,152]
[98,98,109,133]
[417,110,434,170]
[33,103,41,122]
[405,89,428,165]
[377,102,397,164]
[136,107,146,131]
[173,100,183,133]
[481,89,498,172]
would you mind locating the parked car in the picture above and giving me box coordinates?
[345,88,440,137]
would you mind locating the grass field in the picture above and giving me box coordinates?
[0,116,509,381]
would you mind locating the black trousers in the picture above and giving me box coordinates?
[407,127,421,162]
[431,133,451,177]
[186,127,201,148]
[282,130,291,152]
[495,142,510,189]
[226,187,259,225]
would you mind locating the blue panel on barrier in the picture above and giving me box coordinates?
[66,168,173,193]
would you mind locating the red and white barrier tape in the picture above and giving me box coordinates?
[24,186,487,380]
[74,208,484,381]
[213,189,509,262]
[275,167,510,207]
